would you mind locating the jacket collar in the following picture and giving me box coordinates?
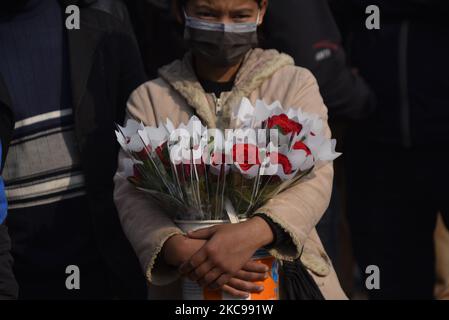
[158,48,294,129]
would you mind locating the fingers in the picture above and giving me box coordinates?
[197,267,223,288]
[209,273,232,290]
[221,284,250,299]
[226,278,264,294]
[243,261,269,273]
[188,261,215,282]
[179,247,208,275]
[234,269,268,282]
[207,274,265,299]
[187,226,217,240]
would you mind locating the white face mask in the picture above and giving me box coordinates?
[183,10,261,67]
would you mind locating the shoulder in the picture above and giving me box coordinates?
[273,64,318,88]
[126,77,189,127]
[129,78,172,102]
[259,64,327,118]
[245,48,318,91]
[261,63,320,101]
[127,77,175,114]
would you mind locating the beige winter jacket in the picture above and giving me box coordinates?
[114,48,347,299]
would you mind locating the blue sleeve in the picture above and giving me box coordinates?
[0,141,7,224]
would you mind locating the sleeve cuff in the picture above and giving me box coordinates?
[253,213,293,249]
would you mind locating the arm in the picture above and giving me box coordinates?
[0,103,14,222]
[180,68,334,288]
[113,86,184,286]
[0,104,13,172]
[115,86,271,295]
[0,129,19,299]
[253,213,292,249]
[255,68,334,261]
[0,224,18,300]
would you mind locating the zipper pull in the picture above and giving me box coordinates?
[213,93,223,115]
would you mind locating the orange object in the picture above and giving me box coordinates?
[184,250,279,300]
[250,256,279,300]
[177,221,280,300]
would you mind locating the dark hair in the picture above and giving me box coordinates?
[177,0,263,8]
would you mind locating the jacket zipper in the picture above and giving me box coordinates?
[399,20,412,148]
[212,93,223,116]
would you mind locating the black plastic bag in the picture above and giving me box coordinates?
[281,260,325,300]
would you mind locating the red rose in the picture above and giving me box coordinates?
[176,162,205,181]
[156,142,171,167]
[211,152,226,166]
[293,141,312,156]
[176,163,190,181]
[269,152,293,175]
[267,114,302,135]
[194,162,206,176]
[136,145,152,161]
[232,144,260,171]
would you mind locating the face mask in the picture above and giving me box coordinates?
[184,10,260,67]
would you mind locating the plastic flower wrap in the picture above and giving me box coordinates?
[228,98,341,217]
[116,98,341,221]
[117,117,220,220]
[226,129,262,217]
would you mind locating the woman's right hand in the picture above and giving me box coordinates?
[162,235,269,298]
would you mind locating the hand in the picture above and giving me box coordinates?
[178,217,274,290]
[219,260,269,299]
[162,234,206,267]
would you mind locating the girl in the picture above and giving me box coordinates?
[114,0,347,299]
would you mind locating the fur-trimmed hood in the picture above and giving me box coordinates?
[158,48,294,129]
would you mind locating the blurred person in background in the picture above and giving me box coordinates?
[0,0,147,299]
[330,0,449,299]
[434,214,449,300]
[0,81,18,300]
[125,0,186,79]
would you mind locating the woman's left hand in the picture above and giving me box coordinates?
[178,216,274,289]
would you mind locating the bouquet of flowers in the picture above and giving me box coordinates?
[116,98,340,223]
[116,98,340,300]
